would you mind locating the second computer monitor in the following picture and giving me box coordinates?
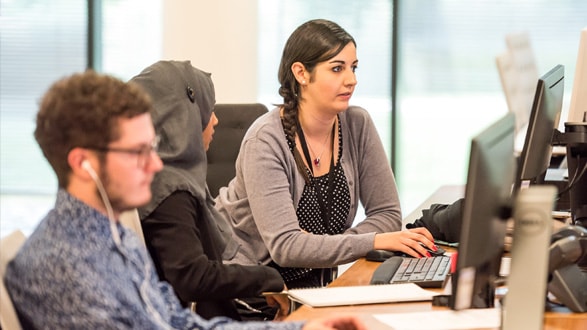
[513,64,565,193]
[567,27,587,124]
[451,112,516,310]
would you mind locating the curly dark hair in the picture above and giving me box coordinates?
[34,70,153,188]
[277,19,355,181]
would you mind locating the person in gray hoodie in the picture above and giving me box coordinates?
[131,60,290,321]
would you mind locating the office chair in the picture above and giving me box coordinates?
[206,103,268,197]
[0,230,26,330]
[119,209,146,246]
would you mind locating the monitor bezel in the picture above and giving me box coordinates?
[451,112,516,310]
[513,64,565,194]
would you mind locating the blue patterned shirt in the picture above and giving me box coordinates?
[5,190,303,330]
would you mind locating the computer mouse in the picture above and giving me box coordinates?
[421,242,446,257]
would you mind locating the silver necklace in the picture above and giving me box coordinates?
[307,127,332,167]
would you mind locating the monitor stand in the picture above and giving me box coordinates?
[546,224,587,313]
[552,122,587,227]
[548,264,587,313]
[502,186,556,330]
[544,167,570,212]
[448,257,498,310]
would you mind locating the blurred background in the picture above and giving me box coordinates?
[1,0,586,236]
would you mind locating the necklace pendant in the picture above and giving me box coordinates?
[314,158,320,167]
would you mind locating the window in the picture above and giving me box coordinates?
[396,0,587,212]
[0,0,87,235]
[0,0,162,237]
[99,0,162,80]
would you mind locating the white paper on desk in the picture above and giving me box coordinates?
[286,283,435,307]
[373,308,501,330]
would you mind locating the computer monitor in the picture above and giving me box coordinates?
[450,112,516,310]
[567,27,587,124]
[512,65,565,194]
[561,28,587,226]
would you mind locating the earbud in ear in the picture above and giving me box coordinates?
[81,160,91,171]
[81,160,97,179]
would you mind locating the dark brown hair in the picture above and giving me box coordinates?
[277,19,356,181]
[34,70,152,188]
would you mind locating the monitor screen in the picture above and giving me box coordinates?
[567,27,587,124]
[450,112,516,310]
[513,65,565,193]
[558,28,587,224]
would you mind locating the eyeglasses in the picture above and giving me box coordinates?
[86,136,160,168]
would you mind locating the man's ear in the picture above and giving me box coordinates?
[68,147,95,180]
[291,62,309,85]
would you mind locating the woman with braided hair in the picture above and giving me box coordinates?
[215,19,436,291]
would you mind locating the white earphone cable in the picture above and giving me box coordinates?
[84,162,171,329]
[83,162,120,246]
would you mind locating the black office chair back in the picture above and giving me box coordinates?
[206,103,268,197]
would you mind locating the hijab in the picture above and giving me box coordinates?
[130,60,235,256]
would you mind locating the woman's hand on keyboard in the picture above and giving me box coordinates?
[373,227,437,258]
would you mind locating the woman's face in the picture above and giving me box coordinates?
[202,112,218,151]
[302,43,358,114]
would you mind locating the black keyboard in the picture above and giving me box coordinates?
[370,255,451,288]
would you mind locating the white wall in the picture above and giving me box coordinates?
[162,0,258,103]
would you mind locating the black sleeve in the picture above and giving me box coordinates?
[405,198,464,243]
[141,190,284,304]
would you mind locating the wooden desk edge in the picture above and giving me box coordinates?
[285,258,587,329]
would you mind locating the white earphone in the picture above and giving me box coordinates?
[81,159,94,173]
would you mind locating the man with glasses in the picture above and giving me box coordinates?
[4,70,365,329]
[85,136,161,168]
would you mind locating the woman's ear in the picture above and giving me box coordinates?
[291,62,308,85]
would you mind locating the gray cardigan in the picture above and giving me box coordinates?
[215,106,402,268]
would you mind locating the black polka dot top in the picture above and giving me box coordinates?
[277,116,351,284]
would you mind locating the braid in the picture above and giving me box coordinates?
[279,85,311,184]
[279,85,298,144]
